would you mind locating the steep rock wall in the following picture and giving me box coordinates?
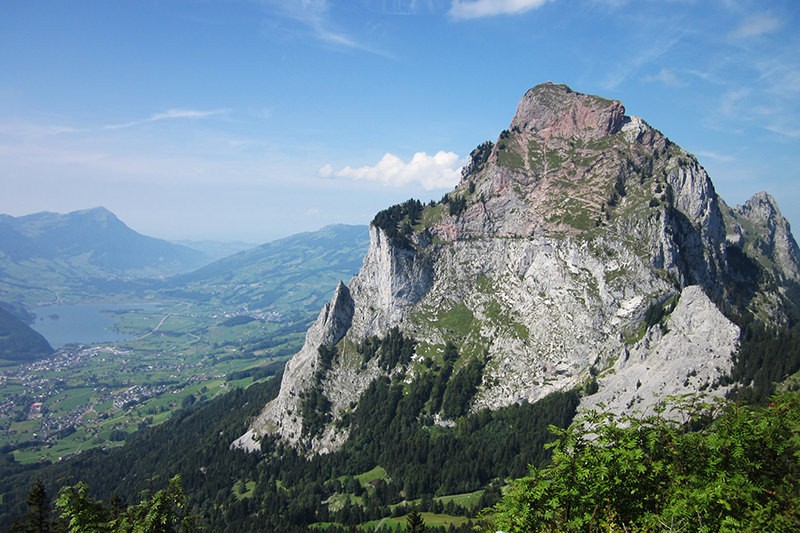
[235,83,798,455]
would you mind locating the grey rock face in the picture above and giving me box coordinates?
[235,227,434,451]
[731,192,800,283]
[236,83,798,455]
[581,285,739,416]
[347,226,434,338]
[232,282,354,452]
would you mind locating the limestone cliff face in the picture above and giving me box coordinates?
[232,282,354,452]
[236,83,798,454]
[726,192,800,284]
[233,229,434,453]
[581,285,739,415]
[347,225,434,338]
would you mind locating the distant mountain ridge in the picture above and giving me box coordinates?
[0,207,207,270]
[178,224,368,282]
[172,239,259,262]
[169,224,370,321]
[0,207,211,305]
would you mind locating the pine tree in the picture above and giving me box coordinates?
[406,509,425,533]
[17,479,52,533]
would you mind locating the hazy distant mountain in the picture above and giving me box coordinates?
[0,207,210,305]
[169,224,370,320]
[0,207,208,270]
[172,239,259,261]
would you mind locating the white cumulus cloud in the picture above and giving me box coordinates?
[321,151,463,190]
[449,0,552,19]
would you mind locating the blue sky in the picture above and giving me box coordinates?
[1,0,798,242]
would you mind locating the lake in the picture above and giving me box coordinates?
[30,303,150,348]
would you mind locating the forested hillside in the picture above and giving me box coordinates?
[0,306,53,364]
[6,372,800,531]
[1,356,577,531]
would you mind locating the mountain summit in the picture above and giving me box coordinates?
[235,83,800,454]
[0,207,210,304]
[510,82,626,139]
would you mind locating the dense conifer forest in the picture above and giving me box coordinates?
[1,351,577,530]
[3,315,800,531]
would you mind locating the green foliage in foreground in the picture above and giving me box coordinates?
[55,475,196,533]
[488,391,800,532]
[13,475,196,532]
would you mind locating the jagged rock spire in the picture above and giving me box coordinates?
[731,192,800,282]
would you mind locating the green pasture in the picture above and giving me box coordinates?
[355,465,390,486]
[47,387,96,414]
[0,297,302,464]
[360,512,472,531]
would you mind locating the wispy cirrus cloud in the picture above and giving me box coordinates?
[0,122,80,138]
[104,108,229,130]
[764,123,800,139]
[449,0,552,19]
[642,67,688,88]
[729,13,781,39]
[320,151,463,190]
[260,0,391,57]
[719,88,751,117]
[603,33,683,90]
[695,150,736,164]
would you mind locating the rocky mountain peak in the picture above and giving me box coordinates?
[509,82,626,140]
[438,83,724,289]
[237,83,799,456]
[728,192,800,283]
[738,192,783,223]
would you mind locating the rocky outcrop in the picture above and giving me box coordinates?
[663,155,728,292]
[729,192,800,283]
[232,282,354,452]
[510,82,626,140]
[235,227,433,451]
[581,285,739,416]
[347,225,434,338]
[236,83,798,455]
